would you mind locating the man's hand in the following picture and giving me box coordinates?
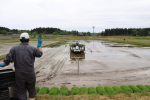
[0,63,5,67]
[37,36,42,47]
[37,36,43,52]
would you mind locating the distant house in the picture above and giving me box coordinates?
[7,32,14,35]
[77,34,84,36]
[77,33,84,36]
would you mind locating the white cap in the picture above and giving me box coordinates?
[20,32,29,39]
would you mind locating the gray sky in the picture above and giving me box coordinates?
[0,0,150,32]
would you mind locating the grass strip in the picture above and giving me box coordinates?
[100,36,150,47]
[120,85,133,94]
[60,87,68,96]
[37,87,49,95]
[112,86,123,94]
[71,87,79,95]
[136,85,149,92]
[96,86,106,95]
[104,86,116,95]
[128,85,141,93]
[49,87,59,95]
[145,85,150,90]
[88,87,97,94]
[42,41,61,47]
[79,87,88,94]
[35,85,150,99]
[43,41,67,47]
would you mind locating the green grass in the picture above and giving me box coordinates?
[88,87,97,94]
[128,85,141,93]
[71,87,79,95]
[35,85,150,100]
[79,87,88,94]
[59,87,68,96]
[49,87,59,95]
[120,85,133,94]
[96,86,106,95]
[145,85,150,90]
[42,41,67,47]
[37,87,49,95]
[36,85,150,96]
[112,86,123,94]
[100,36,150,47]
[104,86,116,95]
[136,85,149,92]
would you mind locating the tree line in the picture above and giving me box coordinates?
[1,26,150,36]
[0,26,92,36]
[100,28,150,36]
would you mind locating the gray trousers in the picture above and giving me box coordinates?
[15,70,36,100]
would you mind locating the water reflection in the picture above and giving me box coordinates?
[101,41,134,48]
[70,52,85,74]
[70,52,85,60]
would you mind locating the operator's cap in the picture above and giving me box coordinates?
[20,32,29,39]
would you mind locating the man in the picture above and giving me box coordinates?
[75,41,79,46]
[0,32,43,100]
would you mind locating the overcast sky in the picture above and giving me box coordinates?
[0,0,150,32]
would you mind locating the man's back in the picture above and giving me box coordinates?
[4,43,42,71]
[0,32,43,100]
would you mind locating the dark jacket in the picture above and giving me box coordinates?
[3,43,42,72]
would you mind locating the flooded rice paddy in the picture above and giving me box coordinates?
[1,40,150,89]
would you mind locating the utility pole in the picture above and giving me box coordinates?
[93,26,95,36]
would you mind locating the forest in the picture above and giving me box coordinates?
[0,26,91,36]
[101,28,150,36]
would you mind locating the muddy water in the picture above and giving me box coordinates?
[0,41,57,55]
[34,40,150,89]
[1,40,150,89]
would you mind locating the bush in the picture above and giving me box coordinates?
[38,87,49,95]
[71,87,79,95]
[49,87,59,95]
[104,86,116,95]
[96,86,106,95]
[120,85,133,94]
[137,85,149,92]
[88,87,97,94]
[128,85,141,93]
[79,87,88,94]
[60,87,68,96]
[112,86,123,94]
[35,86,40,93]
